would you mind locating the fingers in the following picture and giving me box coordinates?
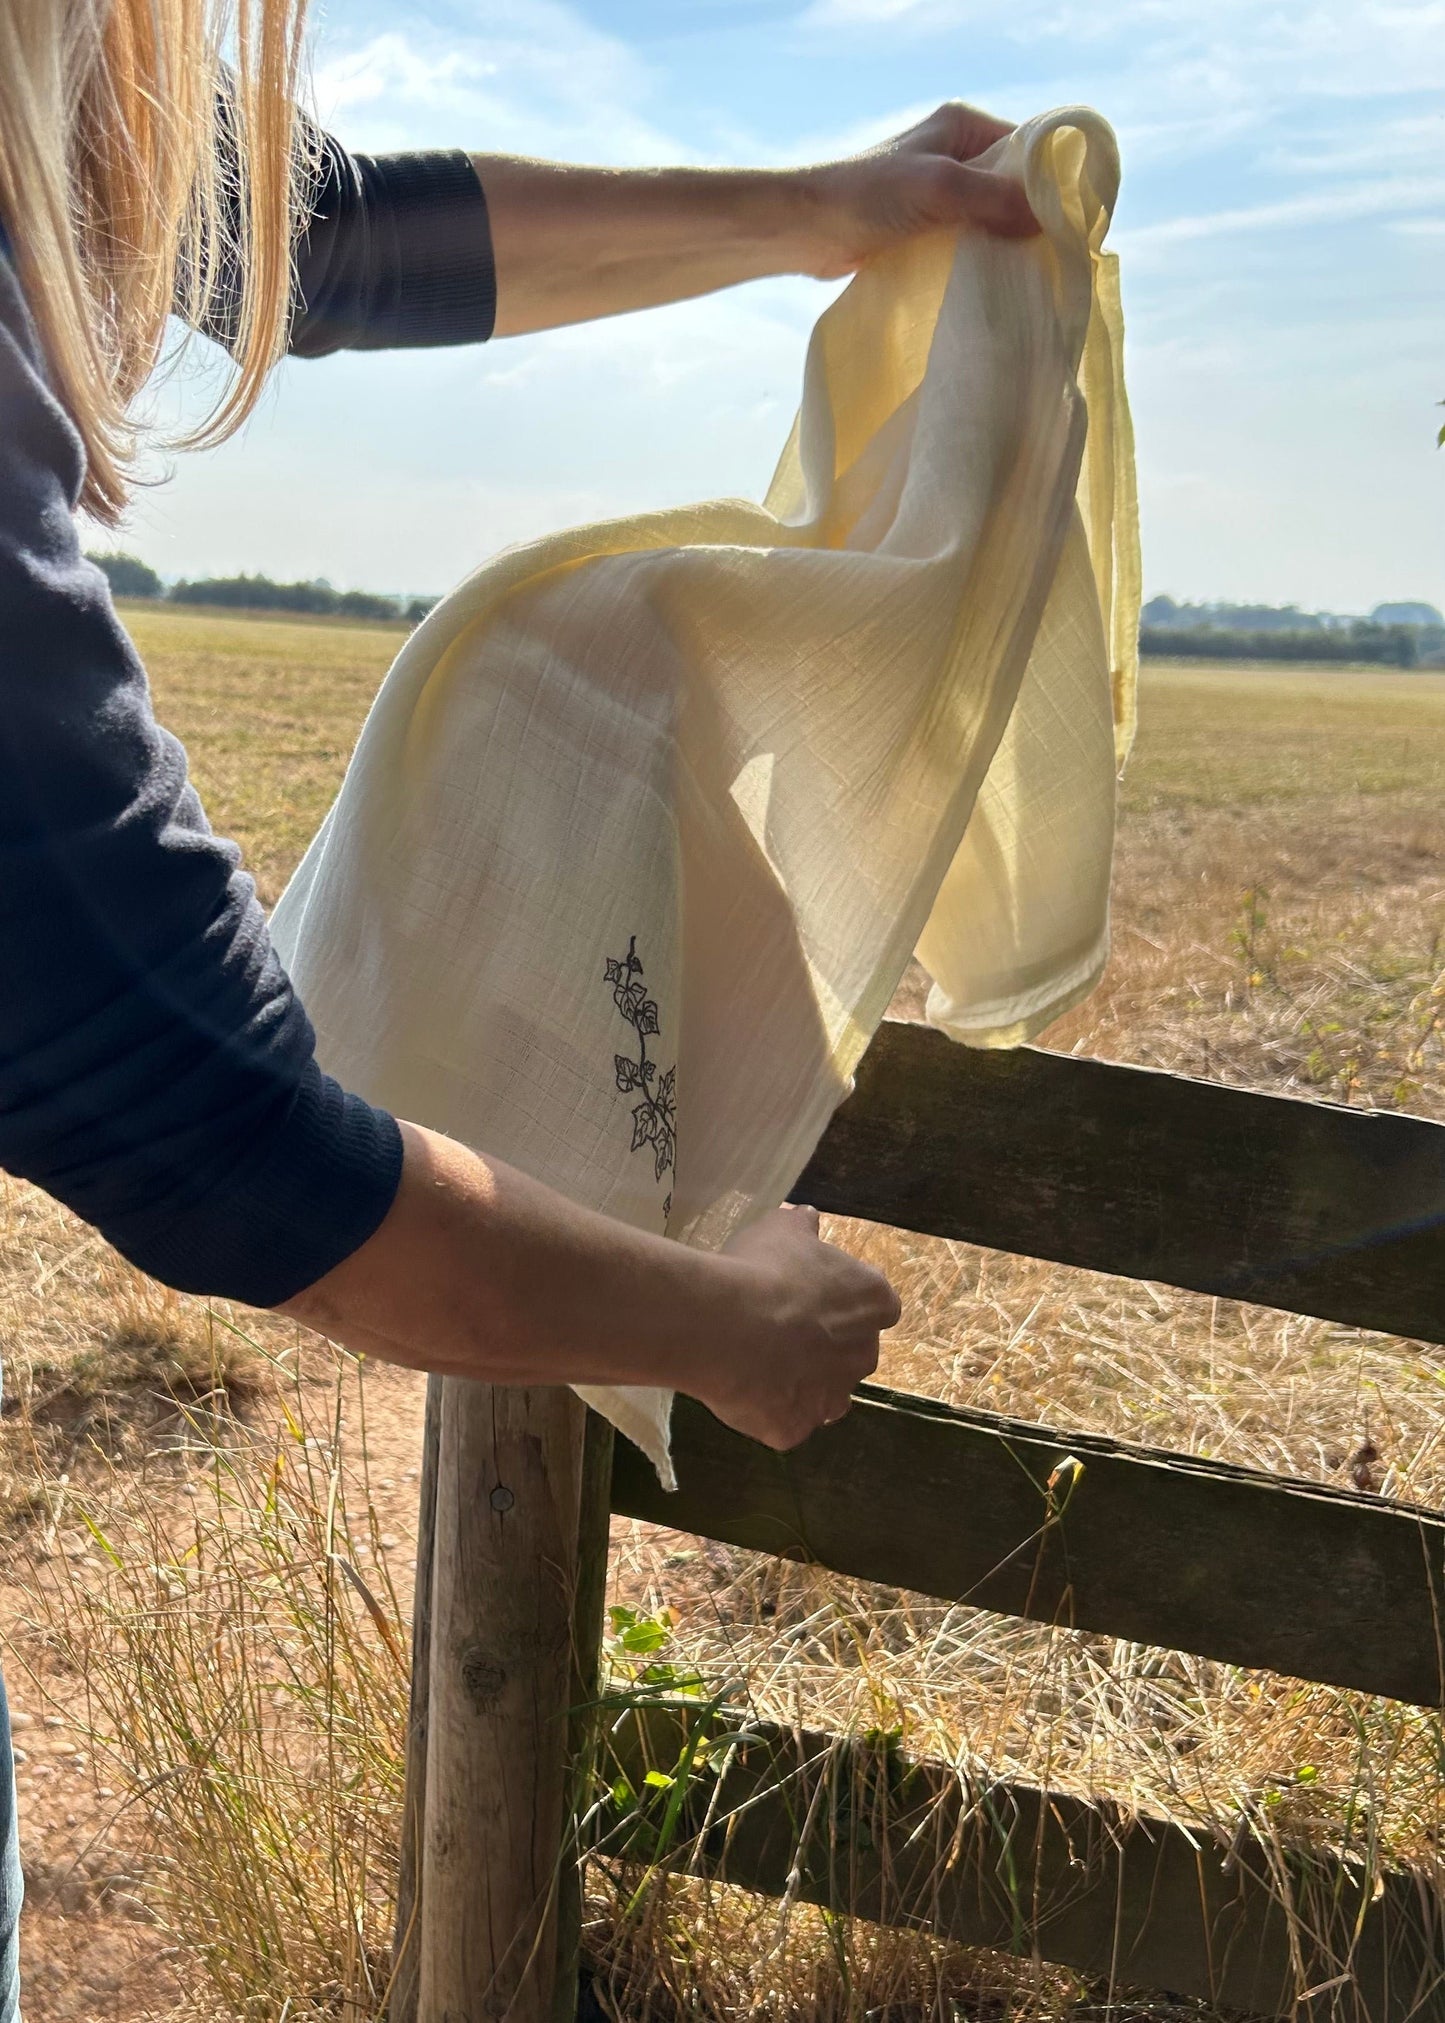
[947,161,1040,238]
[927,99,1015,158]
[783,1201,822,1235]
[705,1210,899,1452]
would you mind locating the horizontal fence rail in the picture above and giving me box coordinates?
[612,1385,1445,1707]
[594,1702,1445,2023]
[790,1022,1445,1346]
[597,1029,1445,2022]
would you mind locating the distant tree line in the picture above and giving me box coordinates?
[86,551,438,626]
[1139,621,1430,668]
[1141,596,1444,669]
[1143,596,1337,635]
[1143,595,1445,636]
[90,554,1445,668]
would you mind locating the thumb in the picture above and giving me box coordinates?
[937,160,1039,239]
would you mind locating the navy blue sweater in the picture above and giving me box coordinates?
[0,135,495,1307]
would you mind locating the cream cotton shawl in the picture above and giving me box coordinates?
[270,105,1140,1485]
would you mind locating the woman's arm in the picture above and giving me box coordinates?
[0,248,405,1308]
[280,1123,899,1451]
[478,101,1037,337]
[259,98,1034,360]
[0,245,896,1450]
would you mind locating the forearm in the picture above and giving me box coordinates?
[474,154,819,337]
[277,1120,899,1454]
[278,1121,742,1392]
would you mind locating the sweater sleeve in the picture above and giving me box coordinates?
[0,249,404,1307]
[288,135,498,356]
[191,98,498,357]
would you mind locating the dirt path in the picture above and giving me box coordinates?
[2,1341,430,2023]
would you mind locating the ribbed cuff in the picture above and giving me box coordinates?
[102,1066,405,1309]
[351,149,497,349]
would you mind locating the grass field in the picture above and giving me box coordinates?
[3,610,1445,2020]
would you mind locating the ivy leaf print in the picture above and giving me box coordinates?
[606,935,675,1202]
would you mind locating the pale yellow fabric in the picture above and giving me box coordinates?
[270,106,1139,1485]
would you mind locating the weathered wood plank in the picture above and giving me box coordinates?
[612,1385,1445,1706]
[594,1703,1445,2023]
[418,1380,589,2023]
[387,1373,441,2023]
[791,1021,1445,1345]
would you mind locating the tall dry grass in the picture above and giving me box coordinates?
[18,1347,410,2021]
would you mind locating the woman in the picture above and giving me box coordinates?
[0,2,1035,2007]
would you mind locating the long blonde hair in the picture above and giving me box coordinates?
[0,0,311,522]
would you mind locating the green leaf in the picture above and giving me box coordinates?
[643,1769,675,1791]
[620,1618,670,1654]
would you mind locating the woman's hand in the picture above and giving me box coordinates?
[697,1204,899,1449]
[798,101,1039,280]
[279,1123,898,1449]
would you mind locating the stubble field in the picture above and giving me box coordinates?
[2,604,1444,2020]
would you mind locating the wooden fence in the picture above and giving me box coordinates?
[389,1021,1445,2023]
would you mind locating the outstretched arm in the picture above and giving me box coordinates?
[478,101,1037,337]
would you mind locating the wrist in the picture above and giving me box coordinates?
[770,164,842,280]
[688,1250,789,1423]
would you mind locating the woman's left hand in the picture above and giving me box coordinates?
[797,101,1039,280]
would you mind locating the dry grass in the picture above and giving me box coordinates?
[2,619,1444,2020]
[121,601,402,906]
[18,1351,410,2021]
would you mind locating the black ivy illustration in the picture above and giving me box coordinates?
[605,937,676,1208]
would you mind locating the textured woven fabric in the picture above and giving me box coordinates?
[270,106,1139,1484]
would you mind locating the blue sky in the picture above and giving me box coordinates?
[114,0,1445,612]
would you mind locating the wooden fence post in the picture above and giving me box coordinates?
[403,1378,602,2023]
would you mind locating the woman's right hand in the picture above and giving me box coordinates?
[698,1203,900,1450]
[279,1123,899,1451]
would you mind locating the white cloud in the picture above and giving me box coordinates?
[1261,112,1445,180]
[1118,173,1445,261]
[798,0,1445,118]
[308,3,689,165]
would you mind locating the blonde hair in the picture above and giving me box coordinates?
[0,0,311,523]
